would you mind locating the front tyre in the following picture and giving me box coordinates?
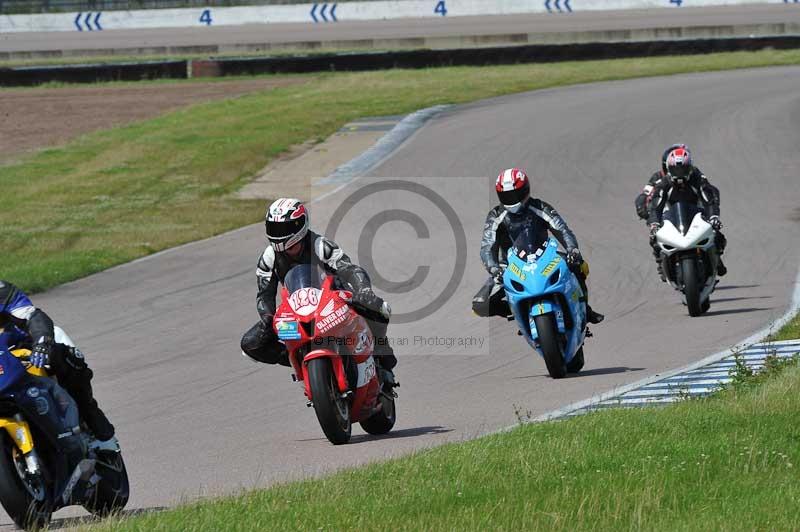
[0,439,50,530]
[84,451,129,516]
[682,256,702,317]
[533,313,567,379]
[307,358,352,445]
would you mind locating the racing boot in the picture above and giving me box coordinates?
[587,306,604,325]
[717,257,727,277]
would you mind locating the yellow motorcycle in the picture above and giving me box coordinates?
[0,329,128,529]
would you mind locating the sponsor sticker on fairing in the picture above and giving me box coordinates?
[276,320,302,340]
[316,305,350,333]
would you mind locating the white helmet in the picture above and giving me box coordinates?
[265,198,308,251]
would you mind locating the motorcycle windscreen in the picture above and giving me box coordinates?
[509,226,549,261]
[284,264,326,293]
[663,201,703,235]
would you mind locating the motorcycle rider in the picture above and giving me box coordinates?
[240,198,397,382]
[634,143,686,222]
[0,280,117,450]
[472,168,605,325]
[646,145,727,278]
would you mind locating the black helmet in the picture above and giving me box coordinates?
[265,198,308,251]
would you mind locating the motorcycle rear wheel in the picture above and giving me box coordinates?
[682,256,703,317]
[566,347,585,374]
[0,439,50,530]
[360,390,396,435]
[534,313,567,379]
[308,358,352,445]
[84,451,130,517]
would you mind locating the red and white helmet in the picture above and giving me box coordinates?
[664,145,693,184]
[495,168,530,213]
[265,198,308,251]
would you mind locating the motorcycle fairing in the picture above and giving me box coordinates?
[504,237,585,364]
[275,266,381,423]
[656,213,715,253]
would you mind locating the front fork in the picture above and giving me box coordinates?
[0,415,42,476]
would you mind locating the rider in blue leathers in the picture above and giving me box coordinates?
[0,280,117,449]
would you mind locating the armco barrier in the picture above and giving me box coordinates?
[0,60,187,86]
[191,35,800,76]
[1,35,799,86]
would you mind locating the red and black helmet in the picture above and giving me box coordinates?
[495,168,530,213]
[265,198,308,251]
[664,145,693,184]
[661,143,687,174]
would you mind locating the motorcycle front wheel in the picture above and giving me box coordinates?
[681,256,704,317]
[534,313,567,379]
[0,438,50,530]
[308,358,352,445]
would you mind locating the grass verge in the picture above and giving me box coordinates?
[770,313,800,342]
[2,49,800,292]
[91,331,800,531]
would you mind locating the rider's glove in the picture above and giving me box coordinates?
[709,216,723,231]
[30,339,52,369]
[649,223,661,242]
[566,248,583,266]
[489,266,504,283]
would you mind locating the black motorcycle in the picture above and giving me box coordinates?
[0,330,128,529]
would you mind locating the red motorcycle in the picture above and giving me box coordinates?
[274,264,397,445]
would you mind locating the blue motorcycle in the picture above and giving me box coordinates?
[502,227,588,378]
[0,328,128,530]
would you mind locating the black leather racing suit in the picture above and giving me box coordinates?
[635,172,664,221]
[472,198,588,317]
[0,281,115,440]
[646,167,726,260]
[240,230,396,369]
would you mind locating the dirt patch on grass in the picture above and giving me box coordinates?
[0,77,307,163]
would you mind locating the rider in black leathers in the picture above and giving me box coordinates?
[0,281,116,447]
[472,168,604,325]
[646,145,727,277]
[240,198,397,378]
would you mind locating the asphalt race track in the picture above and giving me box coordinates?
[2,5,799,53]
[3,66,798,524]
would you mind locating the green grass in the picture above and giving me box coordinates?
[92,348,800,531]
[771,313,800,342]
[3,49,800,292]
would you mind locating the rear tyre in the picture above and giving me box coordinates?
[0,439,50,530]
[360,390,396,435]
[84,452,129,517]
[566,347,585,374]
[533,313,567,379]
[307,358,352,445]
[682,256,703,317]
